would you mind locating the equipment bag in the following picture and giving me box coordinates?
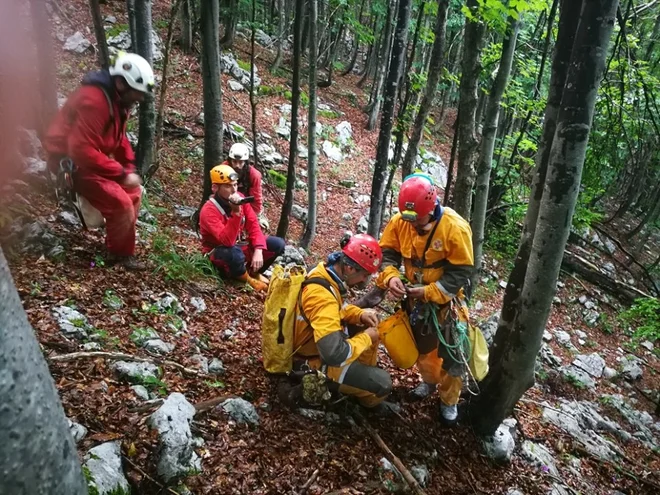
[378,308,419,369]
[261,265,338,374]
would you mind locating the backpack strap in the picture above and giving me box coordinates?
[294,277,341,355]
[209,197,228,217]
[97,85,115,136]
[409,213,443,269]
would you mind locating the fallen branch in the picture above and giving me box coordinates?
[297,469,319,495]
[122,455,179,495]
[48,351,202,376]
[127,399,164,414]
[193,394,237,414]
[353,412,427,495]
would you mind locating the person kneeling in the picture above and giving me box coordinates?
[200,165,284,291]
[293,234,392,408]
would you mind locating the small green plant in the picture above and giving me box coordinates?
[90,328,109,341]
[141,375,168,396]
[105,23,129,39]
[93,254,106,268]
[565,373,587,389]
[129,326,157,345]
[149,234,218,282]
[237,59,251,72]
[267,169,287,189]
[205,380,226,389]
[619,297,660,345]
[30,282,42,296]
[103,290,123,310]
[318,109,339,119]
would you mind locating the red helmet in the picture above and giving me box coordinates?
[341,234,382,274]
[398,174,437,221]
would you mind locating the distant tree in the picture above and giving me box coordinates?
[29,0,58,137]
[271,0,285,71]
[135,0,156,176]
[220,0,238,48]
[180,0,193,53]
[89,0,110,69]
[366,0,395,131]
[127,0,137,49]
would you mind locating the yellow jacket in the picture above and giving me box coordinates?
[376,208,474,305]
[293,263,372,367]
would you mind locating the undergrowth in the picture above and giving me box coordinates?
[619,297,660,346]
[149,233,219,283]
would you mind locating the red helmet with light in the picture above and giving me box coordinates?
[398,174,438,222]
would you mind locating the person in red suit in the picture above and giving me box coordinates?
[44,52,154,270]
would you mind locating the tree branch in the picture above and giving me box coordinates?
[48,351,203,376]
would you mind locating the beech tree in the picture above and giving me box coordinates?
[89,0,110,69]
[135,0,156,175]
[471,0,619,435]
[29,0,58,137]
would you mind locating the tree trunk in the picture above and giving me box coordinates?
[301,0,318,249]
[452,0,486,221]
[401,0,448,179]
[220,0,237,48]
[200,0,223,204]
[366,0,396,131]
[135,0,156,176]
[271,0,285,71]
[180,0,193,53]
[0,248,88,494]
[126,0,137,50]
[29,0,58,137]
[341,0,366,77]
[89,0,110,69]
[470,17,520,289]
[471,0,618,436]
[250,0,259,172]
[495,0,583,347]
[444,111,459,205]
[367,0,412,237]
[276,0,304,238]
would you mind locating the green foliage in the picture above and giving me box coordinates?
[103,290,123,310]
[237,59,251,72]
[141,375,168,396]
[619,297,660,345]
[318,109,340,119]
[267,169,287,189]
[149,234,218,283]
[205,380,226,389]
[258,84,288,97]
[130,326,157,345]
[105,23,129,39]
[484,203,526,260]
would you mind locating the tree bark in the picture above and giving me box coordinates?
[180,0,193,53]
[401,0,448,179]
[495,0,583,348]
[276,0,304,238]
[301,0,318,249]
[470,17,520,289]
[135,0,156,176]
[29,0,59,137]
[271,0,285,71]
[0,247,88,494]
[471,0,618,436]
[250,0,259,172]
[200,0,223,204]
[89,0,110,69]
[452,0,486,220]
[366,0,396,131]
[220,0,238,48]
[127,0,137,50]
[367,0,412,237]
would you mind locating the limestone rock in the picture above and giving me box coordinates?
[482,418,517,463]
[111,361,160,384]
[220,398,260,426]
[84,441,130,494]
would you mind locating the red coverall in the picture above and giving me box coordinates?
[44,78,141,257]
[222,160,263,215]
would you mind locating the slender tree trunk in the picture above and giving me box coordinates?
[200,0,223,204]
[271,0,285,71]
[625,182,660,239]
[452,0,486,220]
[366,0,396,131]
[276,0,304,238]
[29,0,58,137]
[301,0,318,249]
[135,0,156,176]
[220,0,237,48]
[367,0,412,236]
[180,0,193,53]
[151,0,183,180]
[0,248,88,494]
[470,17,520,289]
[89,0,110,69]
[250,0,259,171]
[444,111,459,205]
[127,0,137,50]
[494,0,583,346]
[401,0,448,179]
[341,0,366,76]
[471,0,618,436]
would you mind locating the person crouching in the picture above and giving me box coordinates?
[199,165,284,291]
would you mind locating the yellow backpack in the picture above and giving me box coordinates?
[261,265,337,374]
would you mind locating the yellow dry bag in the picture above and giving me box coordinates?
[378,309,419,369]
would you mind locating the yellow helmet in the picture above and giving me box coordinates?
[210,164,238,184]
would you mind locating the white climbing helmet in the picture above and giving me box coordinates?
[109,52,155,94]
[229,142,250,161]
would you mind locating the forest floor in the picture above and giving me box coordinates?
[3,1,660,494]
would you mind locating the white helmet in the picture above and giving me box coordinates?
[229,142,250,161]
[109,52,155,94]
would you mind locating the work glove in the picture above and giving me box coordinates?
[259,214,270,232]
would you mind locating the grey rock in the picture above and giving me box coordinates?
[223,328,236,340]
[190,354,209,374]
[561,365,596,388]
[138,207,156,224]
[275,118,291,140]
[584,300,596,310]
[297,408,326,421]
[601,394,658,448]
[583,309,601,327]
[279,104,292,115]
[520,440,558,476]
[579,295,588,305]
[111,361,160,383]
[156,292,183,314]
[552,296,562,305]
[640,340,654,351]
[107,29,163,61]
[297,144,309,159]
[220,398,259,426]
[555,329,572,347]
[335,121,353,147]
[52,306,90,340]
[257,143,284,164]
[63,32,91,53]
[322,140,343,162]
[68,419,88,443]
[131,327,160,346]
[255,29,272,46]
[220,53,240,74]
[479,311,500,348]
[24,157,47,176]
[144,339,175,355]
[84,441,130,494]
[104,15,117,24]
[174,205,197,219]
[208,358,225,376]
[543,330,553,342]
[604,239,617,254]
[474,300,484,311]
[355,194,371,205]
[228,79,244,91]
[228,121,245,138]
[148,393,201,482]
[291,204,308,223]
[82,342,102,351]
[603,262,616,275]
[573,353,606,378]
[131,385,151,401]
[189,297,207,313]
[507,490,525,495]
[499,280,508,289]
[482,418,517,463]
[58,210,81,227]
[342,213,353,222]
[603,367,617,379]
[539,344,562,368]
[379,457,401,478]
[410,464,430,488]
[575,330,588,339]
[276,244,306,266]
[549,484,571,495]
[356,216,369,234]
[415,149,448,189]
[620,355,643,381]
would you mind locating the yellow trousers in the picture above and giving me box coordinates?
[417,351,463,406]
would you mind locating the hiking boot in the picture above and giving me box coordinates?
[409,382,437,401]
[238,272,268,291]
[108,254,146,271]
[365,400,402,417]
[439,403,458,425]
